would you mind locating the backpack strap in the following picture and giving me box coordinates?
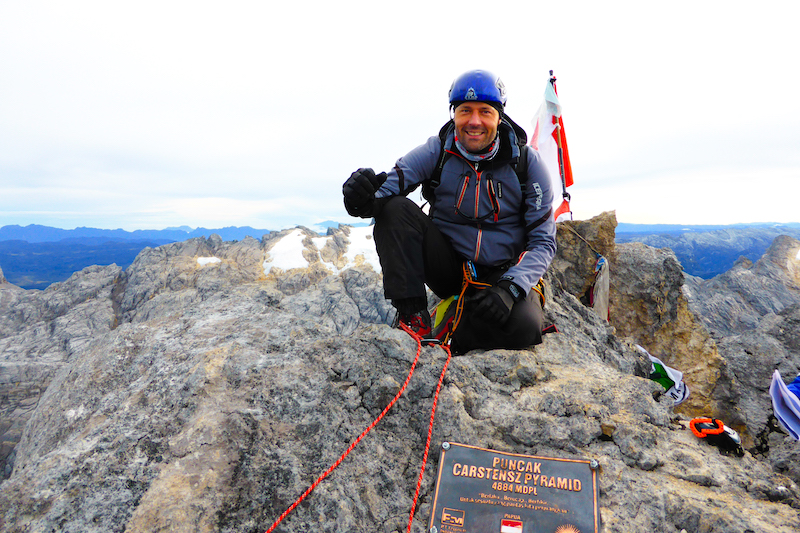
[516,140,528,192]
[504,114,529,195]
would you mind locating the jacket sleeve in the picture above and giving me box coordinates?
[499,146,557,293]
[375,136,441,200]
[344,136,441,218]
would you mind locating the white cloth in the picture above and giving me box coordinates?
[770,369,800,440]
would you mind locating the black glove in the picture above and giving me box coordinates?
[343,168,387,210]
[471,281,524,326]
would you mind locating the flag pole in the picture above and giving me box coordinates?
[550,70,571,206]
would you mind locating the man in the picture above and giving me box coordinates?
[343,70,556,353]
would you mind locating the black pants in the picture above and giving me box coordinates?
[373,197,543,352]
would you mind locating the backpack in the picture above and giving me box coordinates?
[421,116,530,208]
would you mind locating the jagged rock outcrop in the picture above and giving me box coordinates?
[0,218,798,532]
[684,235,800,337]
[683,235,800,488]
[0,264,122,479]
[609,242,740,431]
[554,215,736,430]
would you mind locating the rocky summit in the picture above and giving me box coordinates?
[0,215,799,532]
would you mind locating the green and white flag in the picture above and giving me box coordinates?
[636,345,690,405]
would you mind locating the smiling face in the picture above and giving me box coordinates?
[453,102,501,153]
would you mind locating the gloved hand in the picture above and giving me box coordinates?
[342,168,388,209]
[471,281,523,326]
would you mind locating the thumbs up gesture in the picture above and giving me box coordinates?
[343,168,388,209]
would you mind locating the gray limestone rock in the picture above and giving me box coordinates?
[685,235,800,337]
[0,264,121,480]
[0,222,798,532]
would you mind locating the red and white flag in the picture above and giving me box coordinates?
[531,72,574,223]
[500,518,523,533]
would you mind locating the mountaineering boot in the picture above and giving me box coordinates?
[392,310,432,338]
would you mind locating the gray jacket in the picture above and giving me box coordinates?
[375,119,556,294]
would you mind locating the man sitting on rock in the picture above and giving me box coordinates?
[342,69,556,353]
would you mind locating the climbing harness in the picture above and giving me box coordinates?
[530,277,546,309]
[443,261,492,345]
[430,261,549,344]
[264,322,453,533]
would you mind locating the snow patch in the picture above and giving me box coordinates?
[263,229,309,273]
[261,226,382,276]
[311,236,328,250]
[343,226,381,273]
[197,257,221,266]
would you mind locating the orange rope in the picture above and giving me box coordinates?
[266,283,473,533]
[406,341,452,532]
[264,323,425,533]
[444,262,491,345]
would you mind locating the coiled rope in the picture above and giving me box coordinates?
[264,322,452,533]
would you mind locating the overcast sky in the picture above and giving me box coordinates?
[1,1,798,231]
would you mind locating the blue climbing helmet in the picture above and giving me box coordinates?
[448,70,507,111]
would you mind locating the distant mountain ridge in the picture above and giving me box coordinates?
[616,221,800,234]
[0,239,170,290]
[0,224,275,243]
[4,221,796,244]
[0,222,372,244]
[617,226,800,278]
[0,223,369,289]
[1,221,799,289]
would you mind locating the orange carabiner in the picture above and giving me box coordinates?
[689,417,725,438]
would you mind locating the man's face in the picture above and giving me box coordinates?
[453,102,501,153]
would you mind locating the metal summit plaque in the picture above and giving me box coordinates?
[428,443,599,533]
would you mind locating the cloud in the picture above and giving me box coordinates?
[1,1,799,229]
[572,166,800,225]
